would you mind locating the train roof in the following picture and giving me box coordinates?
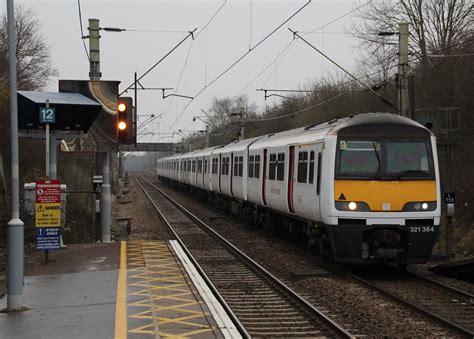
[158,113,431,162]
[211,136,263,155]
[326,112,432,135]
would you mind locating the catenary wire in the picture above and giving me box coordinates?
[77,0,90,61]
[164,0,312,136]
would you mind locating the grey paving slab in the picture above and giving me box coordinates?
[0,270,118,339]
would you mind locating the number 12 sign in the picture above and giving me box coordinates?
[39,107,56,124]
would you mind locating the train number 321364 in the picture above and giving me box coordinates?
[409,226,435,233]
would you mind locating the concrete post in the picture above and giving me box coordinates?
[88,18,101,81]
[398,22,409,117]
[101,153,111,242]
[6,0,25,311]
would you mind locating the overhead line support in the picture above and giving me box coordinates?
[289,28,397,111]
[119,28,197,96]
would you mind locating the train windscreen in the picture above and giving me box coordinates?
[336,138,434,180]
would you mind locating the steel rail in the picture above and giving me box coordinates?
[138,175,354,338]
[135,176,251,339]
[346,271,474,337]
[406,269,474,300]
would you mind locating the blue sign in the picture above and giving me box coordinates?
[36,227,60,250]
[39,107,56,124]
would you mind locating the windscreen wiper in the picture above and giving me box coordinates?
[372,142,381,175]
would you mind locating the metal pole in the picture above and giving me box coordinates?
[49,138,57,180]
[49,138,65,249]
[134,71,137,147]
[205,125,209,148]
[101,153,111,242]
[45,100,50,177]
[6,0,25,311]
[398,22,409,117]
[445,145,453,257]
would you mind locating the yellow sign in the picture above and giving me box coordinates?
[35,203,61,227]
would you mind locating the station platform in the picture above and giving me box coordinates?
[0,240,240,338]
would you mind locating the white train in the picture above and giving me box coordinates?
[158,113,441,265]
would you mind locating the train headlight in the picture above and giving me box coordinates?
[335,201,370,211]
[402,201,436,212]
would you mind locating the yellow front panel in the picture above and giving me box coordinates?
[334,180,436,211]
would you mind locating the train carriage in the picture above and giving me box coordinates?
[157,113,441,265]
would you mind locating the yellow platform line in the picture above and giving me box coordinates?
[114,241,127,339]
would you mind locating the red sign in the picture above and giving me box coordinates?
[36,180,61,204]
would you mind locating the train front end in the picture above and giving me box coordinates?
[323,116,441,265]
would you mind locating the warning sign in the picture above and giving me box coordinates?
[35,180,61,227]
[35,203,61,227]
[36,180,61,203]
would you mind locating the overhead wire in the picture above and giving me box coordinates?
[249,33,474,123]
[77,0,90,61]
[290,29,397,110]
[164,0,312,136]
[242,0,372,99]
[245,92,347,122]
[119,29,196,96]
[234,40,296,96]
[142,0,228,140]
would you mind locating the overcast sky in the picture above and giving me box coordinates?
[1,0,368,142]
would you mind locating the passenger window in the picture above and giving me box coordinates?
[254,155,260,178]
[269,154,276,180]
[249,155,254,178]
[277,153,285,181]
[238,156,243,176]
[298,151,308,183]
[309,151,315,184]
[234,156,239,176]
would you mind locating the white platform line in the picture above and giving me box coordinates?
[169,240,242,339]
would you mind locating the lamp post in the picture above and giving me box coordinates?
[6,0,25,311]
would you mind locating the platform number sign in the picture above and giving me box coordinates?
[39,107,56,124]
[444,192,455,204]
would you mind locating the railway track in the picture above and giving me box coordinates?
[136,175,353,338]
[347,267,474,337]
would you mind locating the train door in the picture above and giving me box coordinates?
[230,152,234,197]
[219,154,222,193]
[293,144,321,220]
[262,149,267,206]
[288,146,295,214]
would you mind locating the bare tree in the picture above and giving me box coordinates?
[206,95,256,130]
[353,0,473,69]
[0,6,58,92]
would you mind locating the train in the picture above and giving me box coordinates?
[157,112,441,266]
